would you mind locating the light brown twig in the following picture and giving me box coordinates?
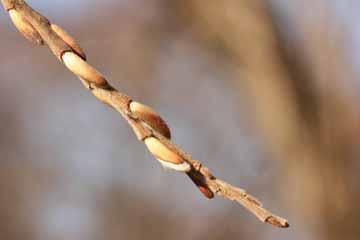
[1,0,289,228]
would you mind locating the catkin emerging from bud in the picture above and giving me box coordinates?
[145,137,190,172]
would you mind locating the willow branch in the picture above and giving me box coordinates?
[1,0,289,228]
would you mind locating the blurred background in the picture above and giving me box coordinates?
[1,0,359,239]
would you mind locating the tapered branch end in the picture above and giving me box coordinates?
[265,215,289,228]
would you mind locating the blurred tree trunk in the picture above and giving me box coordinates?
[173,0,360,239]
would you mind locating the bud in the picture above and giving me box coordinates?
[129,101,171,139]
[144,137,190,172]
[187,172,214,199]
[62,51,106,86]
[51,24,86,60]
[9,9,43,45]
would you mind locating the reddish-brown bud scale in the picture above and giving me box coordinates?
[187,172,214,199]
[129,101,171,139]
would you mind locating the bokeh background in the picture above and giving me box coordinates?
[1,0,360,239]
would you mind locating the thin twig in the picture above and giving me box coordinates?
[1,0,289,228]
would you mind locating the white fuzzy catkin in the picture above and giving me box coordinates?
[157,158,191,172]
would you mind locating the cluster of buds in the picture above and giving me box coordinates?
[6,3,106,87]
[2,0,290,227]
[129,101,214,198]
[5,2,213,198]
[129,101,191,172]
